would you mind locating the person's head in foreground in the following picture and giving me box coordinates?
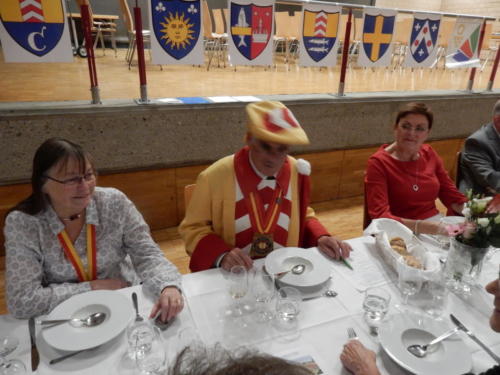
[168,345,313,375]
[339,276,500,375]
[245,101,309,176]
[493,99,500,132]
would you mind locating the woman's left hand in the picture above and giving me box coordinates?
[149,286,184,323]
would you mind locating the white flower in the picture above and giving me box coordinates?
[296,159,310,175]
[462,207,471,219]
[477,218,489,228]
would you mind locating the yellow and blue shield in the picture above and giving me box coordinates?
[362,14,395,63]
[0,0,66,56]
[151,0,201,60]
[302,10,339,62]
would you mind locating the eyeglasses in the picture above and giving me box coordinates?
[45,172,96,186]
[399,122,429,133]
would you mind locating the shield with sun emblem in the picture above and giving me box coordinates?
[150,0,202,63]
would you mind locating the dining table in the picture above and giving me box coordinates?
[1,235,499,374]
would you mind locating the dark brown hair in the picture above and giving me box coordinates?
[169,346,313,375]
[394,102,433,130]
[8,138,92,216]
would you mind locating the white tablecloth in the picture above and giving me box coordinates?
[1,236,499,374]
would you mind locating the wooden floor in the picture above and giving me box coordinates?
[0,49,498,102]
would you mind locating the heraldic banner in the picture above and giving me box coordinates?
[149,0,204,65]
[228,0,274,66]
[404,12,441,68]
[445,17,483,69]
[357,7,396,68]
[0,0,72,63]
[299,4,340,67]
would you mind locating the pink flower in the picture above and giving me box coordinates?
[445,223,464,236]
[462,222,477,239]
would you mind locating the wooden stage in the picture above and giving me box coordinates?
[0,49,498,102]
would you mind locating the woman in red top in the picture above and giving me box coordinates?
[365,102,467,235]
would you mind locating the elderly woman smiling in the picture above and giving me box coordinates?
[365,102,467,235]
[5,138,183,321]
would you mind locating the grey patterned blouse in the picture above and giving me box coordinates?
[5,187,182,319]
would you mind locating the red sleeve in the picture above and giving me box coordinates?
[431,148,467,214]
[189,234,233,272]
[365,155,403,223]
[303,218,330,248]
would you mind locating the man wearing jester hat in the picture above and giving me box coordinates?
[179,101,351,272]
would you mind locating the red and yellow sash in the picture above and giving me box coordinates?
[57,224,97,282]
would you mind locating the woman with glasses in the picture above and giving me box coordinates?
[365,102,467,235]
[4,138,184,321]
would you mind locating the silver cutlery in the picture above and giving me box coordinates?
[450,314,500,364]
[49,347,96,365]
[38,312,106,328]
[407,327,460,358]
[28,317,39,371]
[302,289,338,300]
[274,264,306,278]
[347,327,358,339]
[132,292,143,322]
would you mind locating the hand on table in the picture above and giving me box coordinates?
[90,278,128,290]
[149,286,184,323]
[340,340,381,375]
[486,194,500,213]
[317,235,352,260]
[220,247,253,271]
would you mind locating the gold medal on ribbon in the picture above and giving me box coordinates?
[250,233,274,258]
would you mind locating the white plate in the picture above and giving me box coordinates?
[265,247,331,287]
[42,290,134,352]
[379,313,471,375]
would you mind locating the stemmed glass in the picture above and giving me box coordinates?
[0,336,26,375]
[251,268,275,322]
[227,265,249,317]
[135,327,166,375]
[397,259,423,306]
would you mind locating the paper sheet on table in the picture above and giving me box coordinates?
[335,240,395,292]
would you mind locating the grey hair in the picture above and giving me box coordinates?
[168,345,313,375]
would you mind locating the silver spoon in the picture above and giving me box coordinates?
[407,327,460,358]
[275,264,306,278]
[132,292,143,322]
[38,312,106,328]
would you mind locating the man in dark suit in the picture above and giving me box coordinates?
[459,100,500,196]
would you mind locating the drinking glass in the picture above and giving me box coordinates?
[362,287,390,334]
[227,265,249,317]
[397,260,423,305]
[424,273,449,318]
[251,268,275,322]
[275,286,301,330]
[0,336,26,375]
[135,327,166,375]
[126,320,155,360]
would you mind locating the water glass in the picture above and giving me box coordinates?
[127,320,155,360]
[227,265,249,317]
[397,260,423,304]
[362,287,390,332]
[424,275,449,318]
[0,336,26,375]
[251,268,275,322]
[135,327,166,375]
[275,286,301,330]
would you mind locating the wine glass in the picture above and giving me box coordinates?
[397,259,423,305]
[250,268,275,322]
[227,265,249,317]
[126,320,155,361]
[135,327,166,375]
[275,286,301,331]
[0,336,26,375]
[362,287,390,335]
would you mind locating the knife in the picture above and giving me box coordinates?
[29,317,40,371]
[450,314,500,364]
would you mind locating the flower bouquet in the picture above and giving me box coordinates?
[443,192,500,295]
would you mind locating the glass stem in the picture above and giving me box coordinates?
[403,293,409,305]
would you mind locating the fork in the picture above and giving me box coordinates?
[347,327,358,340]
